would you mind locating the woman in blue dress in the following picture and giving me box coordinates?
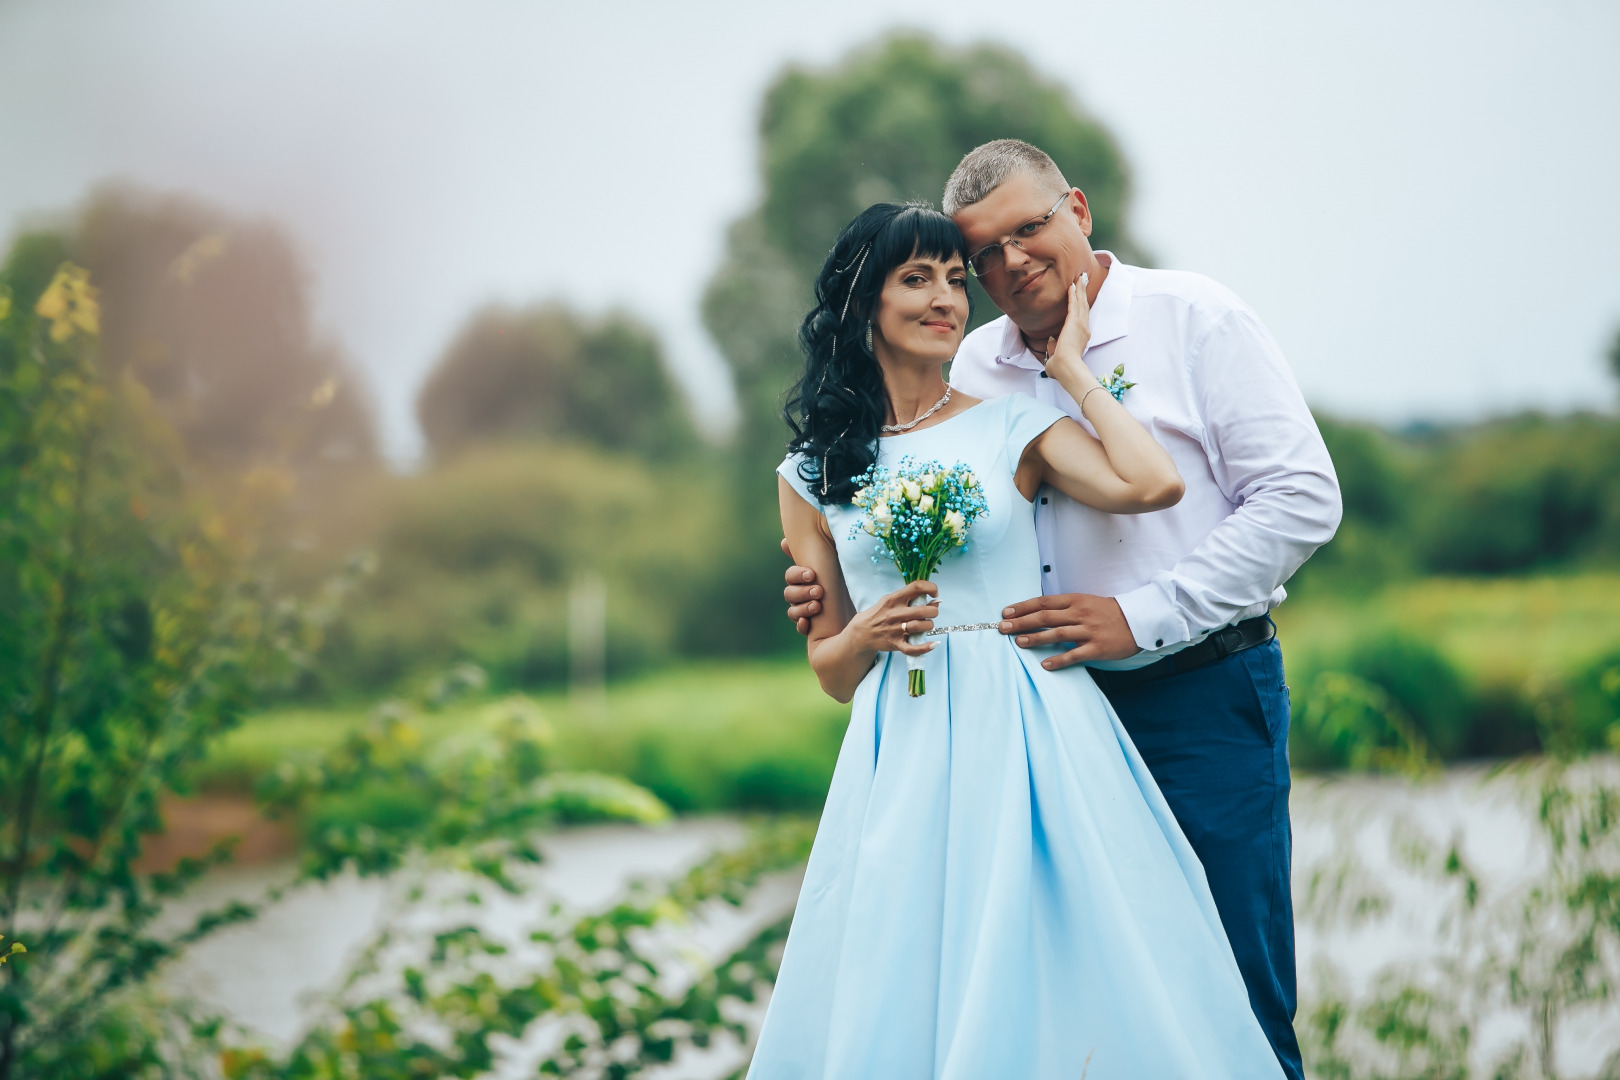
[752,202,1283,1079]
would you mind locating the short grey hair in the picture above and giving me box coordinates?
[942,139,1070,216]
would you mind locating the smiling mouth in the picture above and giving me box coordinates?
[922,321,955,331]
[1013,269,1046,295]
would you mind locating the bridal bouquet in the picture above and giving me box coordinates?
[850,457,989,696]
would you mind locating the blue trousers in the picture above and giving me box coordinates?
[1091,638,1303,1080]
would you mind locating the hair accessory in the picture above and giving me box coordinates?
[821,422,852,496]
[830,244,872,365]
[819,242,873,495]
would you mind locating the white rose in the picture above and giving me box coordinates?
[944,509,966,534]
[918,494,935,514]
[903,480,922,503]
[873,503,893,525]
[920,472,937,489]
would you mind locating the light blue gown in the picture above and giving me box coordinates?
[750,395,1282,1079]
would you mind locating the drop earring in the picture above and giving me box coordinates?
[865,322,874,355]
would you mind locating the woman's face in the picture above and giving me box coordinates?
[871,252,969,366]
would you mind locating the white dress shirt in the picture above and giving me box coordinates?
[949,252,1342,670]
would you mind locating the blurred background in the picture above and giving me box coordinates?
[2,2,1618,1077]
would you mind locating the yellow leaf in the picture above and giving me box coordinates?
[35,263,100,343]
[171,231,228,284]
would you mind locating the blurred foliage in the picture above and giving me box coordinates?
[215,659,848,815]
[219,817,813,1080]
[1300,412,1620,590]
[1286,408,1620,770]
[1298,760,1620,1078]
[1288,622,1619,772]
[701,33,1141,655]
[3,187,385,619]
[416,302,698,463]
[1291,671,1435,776]
[0,254,321,1078]
[258,695,669,887]
[307,442,725,696]
[70,185,377,476]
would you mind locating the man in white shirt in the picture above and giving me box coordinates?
[783,140,1340,1079]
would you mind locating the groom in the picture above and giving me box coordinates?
[782,139,1340,1079]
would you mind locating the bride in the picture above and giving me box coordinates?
[751,201,1282,1078]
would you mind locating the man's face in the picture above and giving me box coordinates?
[952,170,1095,332]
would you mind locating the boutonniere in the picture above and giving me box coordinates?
[1099,363,1136,401]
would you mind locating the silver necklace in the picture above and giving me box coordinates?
[882,386,952,433]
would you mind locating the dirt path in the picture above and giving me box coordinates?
[135,793,297,873]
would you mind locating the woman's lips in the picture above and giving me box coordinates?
[921,321,955,332]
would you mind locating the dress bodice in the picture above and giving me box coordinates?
[779,395,1067,628]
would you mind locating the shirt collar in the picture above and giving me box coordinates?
[992,251,1131,369]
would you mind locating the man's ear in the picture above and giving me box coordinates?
[1069,188,1094,237]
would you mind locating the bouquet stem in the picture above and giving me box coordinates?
[905,591,929,696]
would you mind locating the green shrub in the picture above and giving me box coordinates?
[1290,671,1433,774]
[1532,649,1620,757]
[310,442,728,696]
[1287,627,1492,768]
[1339,630,1473,759]
[1411,414,1620,575]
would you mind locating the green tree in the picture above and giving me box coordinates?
[1410,414,1620,574]
[0,244,314,1077]
[700,33,1142,652]
[314,442,723,694]
[415,302,698,463]
[74,185,378,476]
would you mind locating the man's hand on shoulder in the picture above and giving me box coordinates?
[998,593,1140,671]
[781,538,823,636]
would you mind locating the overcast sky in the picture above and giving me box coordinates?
[3,0,1617,463]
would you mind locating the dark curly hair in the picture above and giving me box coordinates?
[784,202,971,504]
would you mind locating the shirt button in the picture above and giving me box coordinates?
[1039,371,1049,378]
[1155,639,1164,648]
[1040,497,1048,505]
[1043,565,1052,573]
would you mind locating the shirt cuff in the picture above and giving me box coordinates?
[1113,581,1189,654]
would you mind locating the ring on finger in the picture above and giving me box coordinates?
[901,622,910,634]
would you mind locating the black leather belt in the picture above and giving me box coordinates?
[1090,616,1276,692]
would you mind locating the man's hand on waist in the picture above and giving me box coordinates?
[999,593,1141,671]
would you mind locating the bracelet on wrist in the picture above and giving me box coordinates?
[1078,384,1108,417]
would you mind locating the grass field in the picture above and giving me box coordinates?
[201,657,848,812]
[1275,571,1620,689]
[205,572,1620,806]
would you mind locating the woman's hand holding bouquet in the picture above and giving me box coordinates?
[842,579,940,663]
[851,457,988,695]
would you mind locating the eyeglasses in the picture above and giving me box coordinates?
[966,193,1071,278]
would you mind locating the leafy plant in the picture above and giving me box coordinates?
[223,817,815,1080]
[1293,671,1435,774]
[0,253,325,1077]
[257,695,671,887]
[1298,760,1620,1078]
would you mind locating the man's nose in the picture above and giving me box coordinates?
[1002,242,1035,272]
